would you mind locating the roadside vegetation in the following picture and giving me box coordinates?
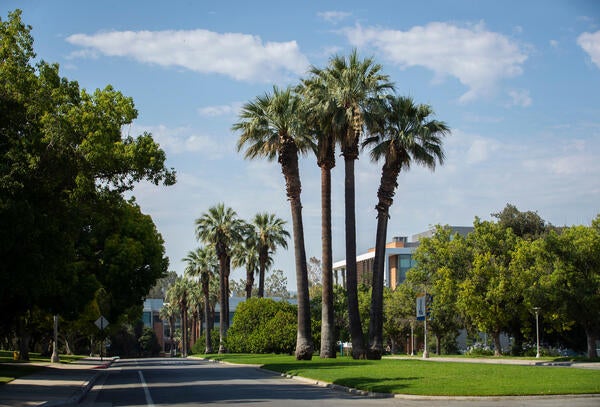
[202,353,600,396]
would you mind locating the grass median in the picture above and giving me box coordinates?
[0,350,86,385]
[203,353,600,396]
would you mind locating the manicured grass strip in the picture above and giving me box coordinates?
[0,350,86,364]
[205,354,600,396]
[0,365,42,385]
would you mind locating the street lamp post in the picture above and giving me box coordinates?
[533,307,541,358]
[410,319,415,356]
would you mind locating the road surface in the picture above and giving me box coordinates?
[79,357,600,406]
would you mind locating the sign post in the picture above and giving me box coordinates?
[95,316,110,361]
[416,292,432,358]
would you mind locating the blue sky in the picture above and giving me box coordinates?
[5,1,600,290]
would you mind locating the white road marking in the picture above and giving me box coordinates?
[138,370,155,407]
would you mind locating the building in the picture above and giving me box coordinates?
[333,226,473,289]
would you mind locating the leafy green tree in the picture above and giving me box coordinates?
[195,204,246,353]
[383,284,417,354]
[408,225,471,354]
[542,222,600,358]
[235,86,315,360]
[148,271,179,299]
[309,50,393,359]
[457,219,521,355]
[363,96,449,359]
[492,204,549,239]
[264,269,291,299]
[1,10,174,358]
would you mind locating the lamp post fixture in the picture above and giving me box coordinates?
[533,307,541,358]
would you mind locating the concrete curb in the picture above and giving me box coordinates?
[39,357,119,407]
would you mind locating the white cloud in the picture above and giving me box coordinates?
[549,39,559,48]
[342,21,528,103]
[577,30,600,69]
[197,102,242,117]
[507,89,532,107]
[66,29,310,82]
[317,11,352,24]
[132,124,230,156]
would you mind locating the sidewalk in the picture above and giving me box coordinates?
[0,357,115,407]
[388,355,600,369]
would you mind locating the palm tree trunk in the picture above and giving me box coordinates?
[344,155,365,359]
[320,164,336,358]
[258,249,268,298]
[245,266,254,299]
[279,137,313,360]
[368,161,399,359]
[218,255,227,354]
[203,281,213,354]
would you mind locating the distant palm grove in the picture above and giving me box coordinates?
[2,10,599,362]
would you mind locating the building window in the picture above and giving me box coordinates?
[396,254,416,285]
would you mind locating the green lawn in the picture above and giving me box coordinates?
[203,353,600,396]
[0,350,86,385]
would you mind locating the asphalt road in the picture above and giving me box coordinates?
[79,357,600,407]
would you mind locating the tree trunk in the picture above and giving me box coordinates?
[585,328,598,359]
[367,210,388,359]
[493,331,502,356]
[344,154,365,359]
[17,316,30,361]
[245,266,254,300]
[203,281,213,354]
[258,248,268,298]
[279,137,313,360]
[368,159,401,355]
[320,165,336,358]
[218,254,227,354]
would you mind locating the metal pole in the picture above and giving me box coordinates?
[51,315,59,363]
[410,321,414,356]
[423,291,429,358]
[534,307,541,358]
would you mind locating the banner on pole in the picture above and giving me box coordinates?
[416,294,432,321]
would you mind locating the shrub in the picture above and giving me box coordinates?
[191,330,220,354]
[226,298,297,354]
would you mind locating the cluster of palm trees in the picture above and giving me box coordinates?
[175,205,290,356]
[234,50,449,360]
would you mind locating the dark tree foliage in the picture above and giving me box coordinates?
[492,203,548,239]
[0,10,175,357]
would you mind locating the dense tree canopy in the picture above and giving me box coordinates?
[0,10,175,357]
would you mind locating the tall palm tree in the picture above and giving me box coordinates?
[314,50,393,359]
[252,212,290,298]
[159,302,177,356]
[298,73,341,358]
[184,246,218,353]
[166,277,193,357]
[234,86,316,360]
[363,95,449,359]
[195,204,245,353]
[231,229,260,299]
